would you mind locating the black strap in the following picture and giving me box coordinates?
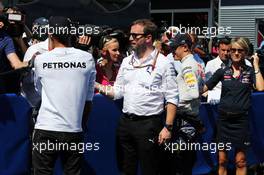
[0,51,41,76]
[0,67,30,76]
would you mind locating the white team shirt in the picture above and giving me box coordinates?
[23,39,49,61]
[176,54,201,116]
[113,49,179,116]
[34,47,96,132]
[21,39,49,107]
[167,53,205,85]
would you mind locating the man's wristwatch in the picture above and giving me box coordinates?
[164,124,173,132]
[254,69,260,74]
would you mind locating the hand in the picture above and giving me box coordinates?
[0,21,4,29]
[78,35,91,45]
[202,91,208,97]
[158,127,171,145]
[94,82,102,91]
[99,59,108,67]
[252,53,260,68]
[27,51,41,69]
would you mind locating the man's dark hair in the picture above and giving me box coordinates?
[49,16,72,46]
[218,37,231,46]
[131,19,158,41]
[51,34,71,46]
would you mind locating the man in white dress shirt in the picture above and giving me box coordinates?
[95,19,178,175]
[205,38,231,104]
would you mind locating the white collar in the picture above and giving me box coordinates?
[180,54,193,63]
[133,49,158,65]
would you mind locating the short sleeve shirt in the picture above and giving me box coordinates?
[0,31,17,93]
[0,31,16,72]
[34,47,96,132]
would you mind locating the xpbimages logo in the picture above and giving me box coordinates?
[33,140,100,153]
[32,25,100,38]
[165,24,232,38]
[164,141,232,154]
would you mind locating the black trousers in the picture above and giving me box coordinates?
[116,114,163,175]
[32,129,83,175]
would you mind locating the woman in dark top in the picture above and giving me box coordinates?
[203,37,264,175]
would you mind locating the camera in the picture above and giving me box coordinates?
[1,7,26,37]
[7,13,25,24]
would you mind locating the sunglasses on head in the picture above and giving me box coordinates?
[99,35,114,49]
[102,36,114,44]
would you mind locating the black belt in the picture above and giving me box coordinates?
[123,113,162,121]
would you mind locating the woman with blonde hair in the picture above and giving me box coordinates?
[203,37,264,175]
[96,35,121,87]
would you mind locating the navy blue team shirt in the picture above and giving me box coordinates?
[0,30,16,93]
[206,62,255,113]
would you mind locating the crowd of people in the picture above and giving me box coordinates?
[1,3,264,175]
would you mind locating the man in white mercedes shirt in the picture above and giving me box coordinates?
[95,19,178,175]
[32,16,96,175]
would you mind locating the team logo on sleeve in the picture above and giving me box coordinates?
[241,72,251,84]
[184,72,197,88]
